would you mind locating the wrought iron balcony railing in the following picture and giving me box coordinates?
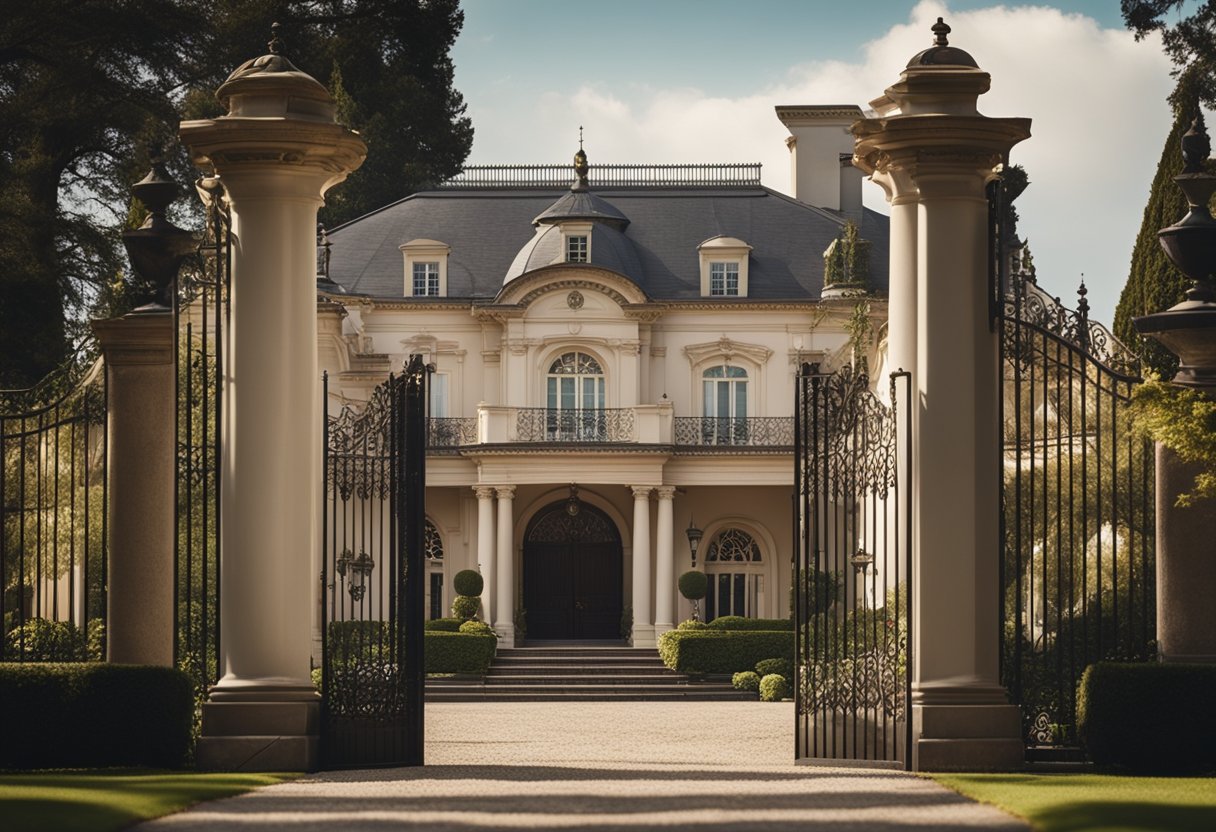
[426,417,477,449]
[515,408,636,443]
[673,417,794,448]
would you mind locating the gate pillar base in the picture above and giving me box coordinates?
[495,623,516,648]
[912,703,1023,772]
[630,624,656,649]
[195,687,320,772]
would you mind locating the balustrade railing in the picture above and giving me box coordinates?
[439,163,762,190]
[674,417,793,448]
[426,417,477,449]
[515,408,635,443]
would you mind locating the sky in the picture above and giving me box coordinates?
[449,0,1179,327]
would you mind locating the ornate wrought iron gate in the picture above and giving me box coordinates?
[794,364,912,768]
[321,357,427,768]
[999,264,1154,759]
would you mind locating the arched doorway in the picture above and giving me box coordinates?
[523,500,623,640]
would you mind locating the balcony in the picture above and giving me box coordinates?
[673,417,793,450]
[425,410,793,452]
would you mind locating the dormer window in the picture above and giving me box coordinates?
[400,239,450,297]
[566,235,588,263]
[698,236,752,298]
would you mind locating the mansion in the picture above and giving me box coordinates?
[316,106,890,648]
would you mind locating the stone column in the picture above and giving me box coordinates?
[1156,446,1216,662]
[852,19,1030,771]
[654,486,676,634]
[93,312,175,666]
[474,486,496,622]
[494,486,516,646]
[630,486,655,647]
[180,39,365,771]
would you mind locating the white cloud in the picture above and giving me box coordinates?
[465,2,1174,324]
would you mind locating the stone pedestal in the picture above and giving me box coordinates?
[180,42,365,772]
[853,21,1030,771]
[1156,443,1216,663]
[93,311,175,666]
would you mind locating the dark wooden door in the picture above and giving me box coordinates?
[523,504,622,640]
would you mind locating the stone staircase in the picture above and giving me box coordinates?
[426,644,756,702]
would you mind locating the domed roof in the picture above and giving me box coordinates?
[907,18,978,68]
[216,23,331,107]
[534,191,630,228]
[503,223,643,285]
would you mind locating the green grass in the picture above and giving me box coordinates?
[931,773,1216,832]
[0,769,296,832]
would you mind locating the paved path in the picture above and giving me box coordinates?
[140,702,1026,831]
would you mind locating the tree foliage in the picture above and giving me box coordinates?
[0,0,472,388]
[1123,1,1216,105]
[1113,71,1201,379]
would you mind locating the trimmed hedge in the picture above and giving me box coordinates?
[425,632,497,674]
[0,663,193,769]
[452,569,484,597]
[424,617,463,632]
[755,657,793,679]
[1078,662,1216,773]
[760,673,790,702]
[731,671,760,692]
[451,595,480,621]
[707,616,794,632]
[657,629,792,674]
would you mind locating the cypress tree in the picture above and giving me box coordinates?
[1114,72,1205,378]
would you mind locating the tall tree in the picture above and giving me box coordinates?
[0,0,473,389]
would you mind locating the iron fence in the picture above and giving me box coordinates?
[439,163,762,189]
[795,364,912,768]
[515,408,635,443]
[999,266,1154,758]
[426,417,477,449]
[674,416,793,448]
[0,359,107,662]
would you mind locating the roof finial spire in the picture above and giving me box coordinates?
[932,17,950,47]
[572,129,589,192]
[268,21,284,55]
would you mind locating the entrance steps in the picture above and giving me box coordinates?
[426,644,756,702]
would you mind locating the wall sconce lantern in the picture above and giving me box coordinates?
[686,518,703,568]
[566,483,581,516]
[335,548,375,601]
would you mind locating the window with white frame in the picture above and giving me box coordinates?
[709,262,739,296]
[429,372,449,418]
[412,261,440,296]
[702,365,748,444]
[703,527,765,621]
[399,239,449,297]
[425,518,444,620]
[566,235,588,263]
[546,351,606,440]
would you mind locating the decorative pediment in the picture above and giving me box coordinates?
[494,265,649,308]
[683,337,773,368]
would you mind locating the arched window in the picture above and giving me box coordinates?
[424,518,444,619]
[546,351,606,440]
[704,527,766,621]
[702,365,748,444]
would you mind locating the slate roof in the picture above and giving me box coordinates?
[325,184,889,302]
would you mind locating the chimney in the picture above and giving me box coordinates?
[775,105,863,212]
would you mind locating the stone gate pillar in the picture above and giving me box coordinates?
[180,29,366,771]
[853,18,1030,771]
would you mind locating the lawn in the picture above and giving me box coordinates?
[0,769,296,832]
[931,773,1216,832]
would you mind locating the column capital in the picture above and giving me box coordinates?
[654,485,677,501]
[631,485,653,500]
[473,485,497,500]
[92,311,174,366]
[495,485,516,500]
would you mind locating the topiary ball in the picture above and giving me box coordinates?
[759,673,790,702]
[678,570,708,600]
[732,670,761,692]
[677,619,708,631]
[458,620,496,637]
[451,594,480,621]
[453,569,484,597]
[756,658,793,680]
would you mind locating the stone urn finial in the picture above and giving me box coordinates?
[121,146,196,310]
[1181,111,1210,174]
[932,17,951,47]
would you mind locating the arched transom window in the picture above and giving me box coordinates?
[702,365,748,444]
[704,527,766,621]
[547,351,605,411]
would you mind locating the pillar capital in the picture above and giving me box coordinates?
[92,311,174,366]
[473,485,496,500]
[495,485,516,500]
[631,485,653,500]
[654,485,677,501]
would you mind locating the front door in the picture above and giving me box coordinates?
[523,502,622,640]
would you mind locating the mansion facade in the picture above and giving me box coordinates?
[316,106,889,648]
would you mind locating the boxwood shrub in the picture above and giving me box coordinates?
[424,617,463,632]
[0,663,193,769]
[657,629,792,674]
[731,670,760,692]
[1078,662,1216,773]
[707,616,794,632]
[759,673,790,702]
[425,631,497,674]
[755,657,793,679]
